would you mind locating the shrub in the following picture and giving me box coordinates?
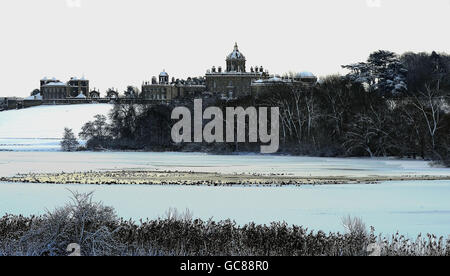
[16,191,122,256]
[0,193,448,256]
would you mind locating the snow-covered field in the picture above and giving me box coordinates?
[0,104,112,151]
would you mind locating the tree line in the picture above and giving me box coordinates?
[68,50,449,166]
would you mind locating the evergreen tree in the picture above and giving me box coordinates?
[61,128,80,152]
[343,50,407,95]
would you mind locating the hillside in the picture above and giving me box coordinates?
[0,104,112,151]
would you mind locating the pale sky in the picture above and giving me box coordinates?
[0,0,449,97]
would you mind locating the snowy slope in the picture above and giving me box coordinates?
[0,104,112,151]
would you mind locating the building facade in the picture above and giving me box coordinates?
[106,88,119,99]
[89,89,101,98]
[40,76,90,100]
[40,78,69,100]
[141,43,317,101]
[68,77,89,97]
[142,71,206,101]
[251,72,318,96]
[205,43,269,98]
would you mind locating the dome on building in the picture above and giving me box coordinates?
[226,43,246,60]
[297,71,316,78]
[294,71,318,84]
[225,43,247,72]
[159,70,169,84]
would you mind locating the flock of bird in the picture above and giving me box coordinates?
[0,170,365,187]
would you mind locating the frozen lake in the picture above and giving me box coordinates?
[1,104,450,238]
[0,152,449,237]
[1,151,450,177]
[0,180,449,238]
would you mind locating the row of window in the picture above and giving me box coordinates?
[145,93,167,100]
[143,88,167,93]
[68,82,89,86]
[43,91,65,99]
[44,87,67,93]
[43,88,90,94]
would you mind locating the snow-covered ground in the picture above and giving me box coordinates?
[0,104,112,151]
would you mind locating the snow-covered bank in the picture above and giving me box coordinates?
[0,104,112,151]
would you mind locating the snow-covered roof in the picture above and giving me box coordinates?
[43,82,67,87]
[206,71,261,76]
[226,43,246,60]
[24,93,43,101]
[269,77,283,82]
[76,92,87,99]
[41,77,58,81]
[253,77,285,85]
[297,71,316,78]
[71,76,88,81]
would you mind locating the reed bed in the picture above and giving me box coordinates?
[0,192,448,256]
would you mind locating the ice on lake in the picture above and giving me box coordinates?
[0,152,449,237]
[1,104,450,238]
[0,151,449,178]
[0,180,449,238]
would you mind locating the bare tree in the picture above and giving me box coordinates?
[342,215,367,237]
[412,86,444,155]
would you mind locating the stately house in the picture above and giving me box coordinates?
[142,43,317,101]
[40,76,92,100]
[35,43,317,103]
